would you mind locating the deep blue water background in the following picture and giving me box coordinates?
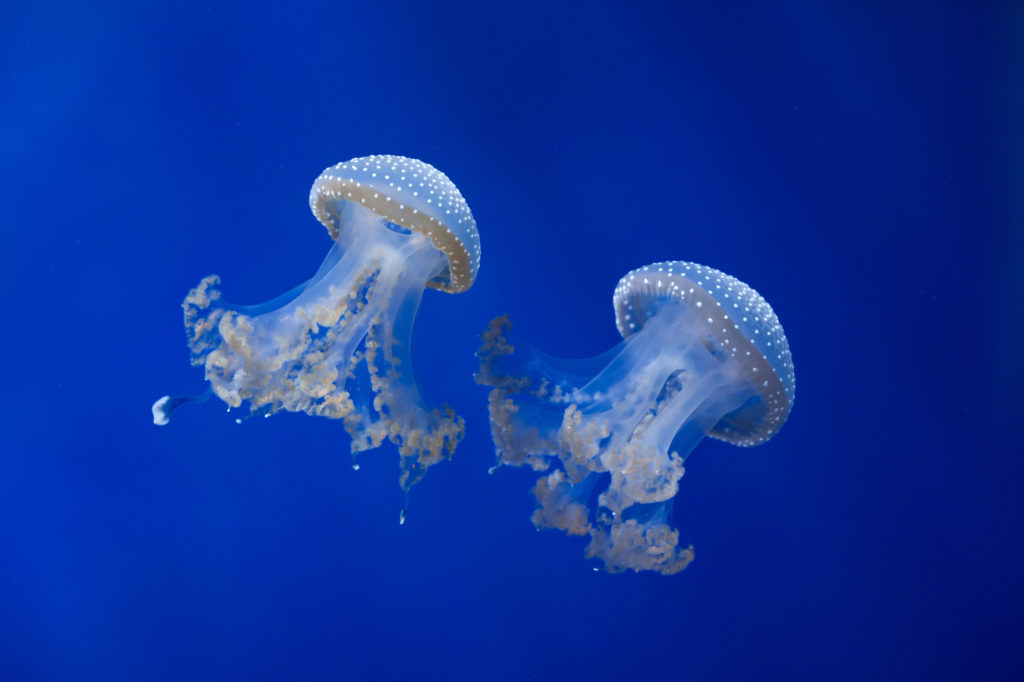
[2,1,1022,680]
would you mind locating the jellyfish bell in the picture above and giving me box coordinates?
[309,156,480,294]
[476,260,794,574]
[155,154,480,491]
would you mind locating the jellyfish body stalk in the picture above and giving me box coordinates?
[162,199,465,490]
[366,242,463,490]
[477,301,759,575]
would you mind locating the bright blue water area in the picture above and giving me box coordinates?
[1,1,1021,680]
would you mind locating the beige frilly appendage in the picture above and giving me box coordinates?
[476,304,754,575]
[182,203,463,490]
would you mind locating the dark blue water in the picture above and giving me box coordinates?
[2,1,1021,680]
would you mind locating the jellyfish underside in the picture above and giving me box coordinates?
[477,301,758,574]
[164,200,464,490]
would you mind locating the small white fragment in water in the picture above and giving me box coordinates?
[235,418,242,424]
[352,463,360,471]
[399,509,406,525]
[152,396,171,426]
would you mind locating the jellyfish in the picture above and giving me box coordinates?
[154,155,481,492]
[476,261,794,574]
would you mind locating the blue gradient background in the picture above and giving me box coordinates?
[2,1,1021,680]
